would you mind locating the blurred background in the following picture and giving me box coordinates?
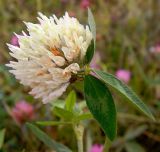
[0,0,160,152]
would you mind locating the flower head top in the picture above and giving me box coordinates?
[7,12,93,103]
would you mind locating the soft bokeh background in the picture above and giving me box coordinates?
[0,0,160,152]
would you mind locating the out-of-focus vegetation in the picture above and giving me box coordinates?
[0,0,160,151]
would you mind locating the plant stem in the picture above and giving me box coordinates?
[73,124,84,152]
[102,137,112,152]
[84,65,91,75]
[36,0,42,11]
[86,129,92,152]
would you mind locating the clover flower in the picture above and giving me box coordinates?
[116,69,131,84]
[80,0,91,10]
[11,100,34,124]
[6,12,93,103]
[89,144,103,152]
[150,43,160,54]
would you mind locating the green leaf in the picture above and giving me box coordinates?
[65,90,76,112]
[73,113,93,122]
[125,125,147,140]
[37,121,72,126]
[84,40,95,64]
[84,8,96,64]
[93,69,154,120]
[88,8,96,41]
[84,75,117,141]
[53,106,74,120]
[125,141,146,152]
[26,123,72,152]
[51,99,65,109]
[0,129,5,149]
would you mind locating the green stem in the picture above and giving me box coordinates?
[102,137,112,152]
[73,124,84,152]
[84,65,91,75]
[86,129,92,152]
[36,0,42,11]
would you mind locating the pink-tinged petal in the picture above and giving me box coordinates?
[11,35,19,47]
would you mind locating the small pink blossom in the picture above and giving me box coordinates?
[11,35,19,47]
[89,144,103,152]
[11,100,34,124]
[116,69,131,84]
[150,43,160,53]
[80,0,90,10]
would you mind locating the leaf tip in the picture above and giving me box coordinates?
[149,113,155,121]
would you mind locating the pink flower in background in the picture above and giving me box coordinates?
[11,35,19,47]
[68,11,76,17]
[116,69,131,84]
[150,43,160,53]
[11,100,34,124]
[89,144,103,152]
[80,0,90,10]
[90,52,101,69]
[61,0,68,3]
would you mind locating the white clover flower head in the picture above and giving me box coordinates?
[6,12,93,104]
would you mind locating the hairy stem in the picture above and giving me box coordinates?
[102,137,112,152]
[73,124,84,152]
